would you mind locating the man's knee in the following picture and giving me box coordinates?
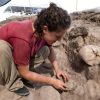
[0,40,12,57]
[38,46,50,59]
[0,40,13,72]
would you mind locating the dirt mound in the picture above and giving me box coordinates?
[71,11,100,24]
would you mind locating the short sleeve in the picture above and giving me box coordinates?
[12,38,31,66]
[0,23,8,40]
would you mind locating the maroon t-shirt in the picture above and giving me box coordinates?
[0,20,48,66]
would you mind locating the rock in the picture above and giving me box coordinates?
[0,86,21,100]
[85,80,100,99]
[66,79,77,91]
[79,45,100,65]
[69,36,85,49]
[73,85,85,96]
[85,65,100,82]
[34,86,61,100]
[69,27,88,38]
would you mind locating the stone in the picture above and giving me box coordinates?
[85,65,100,82]
[69,27,88,38]
[79,45,100,65]
[33,85,61,100]
[85,80,100,99]
[69,36,84,49]
[73,85,85,96]
[65,79,77,91]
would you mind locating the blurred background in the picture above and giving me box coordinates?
[0,0,100,21]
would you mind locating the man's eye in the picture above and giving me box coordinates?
[56,36,61,41]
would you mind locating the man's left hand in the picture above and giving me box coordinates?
[55,69,68,83]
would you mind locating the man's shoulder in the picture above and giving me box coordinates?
[9,19,32,26]
[8,19,33,41]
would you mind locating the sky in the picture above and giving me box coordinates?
[0,0,100,21]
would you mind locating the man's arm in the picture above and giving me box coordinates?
[48,46,68,82]
[17,65,53,85]
[48,46,60,72]
[17,65,67,90]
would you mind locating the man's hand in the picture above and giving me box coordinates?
[55,69,68,82]
[17,65,68,91]
[51,78,67,91]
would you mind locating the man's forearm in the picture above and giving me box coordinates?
[24,71,54,85]
[50,60,60,73]
[48,47,60,72]
[18,65,54,85]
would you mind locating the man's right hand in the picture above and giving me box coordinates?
[50,78,67,91]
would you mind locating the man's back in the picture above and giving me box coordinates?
[0,19,33,42]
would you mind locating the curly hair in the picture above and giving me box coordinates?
[34,3,71,36]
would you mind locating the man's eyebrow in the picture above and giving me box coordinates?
[56,34,61,37]
[56,35,62,40]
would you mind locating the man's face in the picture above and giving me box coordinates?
[43,26,67,45]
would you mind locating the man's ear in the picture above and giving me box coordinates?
[43,26,48,33]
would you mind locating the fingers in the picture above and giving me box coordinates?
[61,83,67,90]
[64,73,69,81]
[56,70,69,83]
[62,74,67,82]
[54,79,67,91]
[61,73,68,82]
[57,74,61,79]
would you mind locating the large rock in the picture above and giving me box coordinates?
[79,45,100,66]
[85,80,100,100]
